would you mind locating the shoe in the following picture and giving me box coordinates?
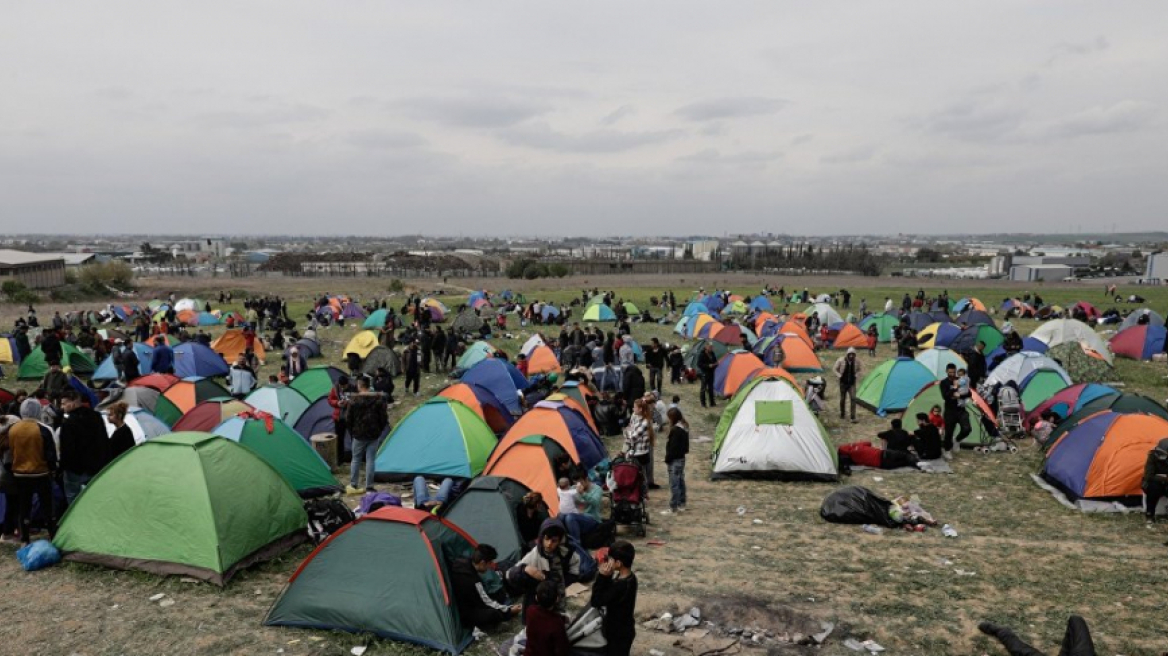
[678,505,687,512]
[660,509,675,515]
[942,451,952,461]
[850,418,858,423]
[649,483,662,490]
[345,485,363,495]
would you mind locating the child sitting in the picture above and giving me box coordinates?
[556,477,580,516]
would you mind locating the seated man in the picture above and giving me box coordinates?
[412,475,459,512]
[913,412,944,460]
[450,544,521,631]
[878,418,914,453]
[506,519,580,613]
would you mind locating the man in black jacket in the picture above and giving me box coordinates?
[965,341,988,389]
[450,544,520,631]
[58,390,111,505]
[644,338,666,395]
[939,364,971,458]
[621,365,646,404]
[697,342,719,408]
[912,412,943,461]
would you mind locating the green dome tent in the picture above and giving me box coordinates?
[288,366,346,403]
[856,358,934,416]
[53,432,307,585]
[902,380,999,448]
[859,313,898,343]
[374,398,498,480]
[17,342,96,379]
[211,415,341,498]
[583,304,617,322]
[264,507,476,653]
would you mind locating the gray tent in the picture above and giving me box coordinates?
[291,337,322,359]
[362,345,402,377]
[451,310,481,335]
[97,386,161,413]
[1119,308,1165,331]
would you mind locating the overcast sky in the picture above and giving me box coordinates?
[2,2,1166,237]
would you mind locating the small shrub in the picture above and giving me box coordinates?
[388,279,405,293]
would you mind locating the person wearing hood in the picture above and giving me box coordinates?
[0,400,59,543]
[506,518,580,614]
[1142,438,1168,524]
[832,348,864,423]
[40,361,71,398]
[57,390,110,505]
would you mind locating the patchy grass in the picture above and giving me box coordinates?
[2,276,1167,655]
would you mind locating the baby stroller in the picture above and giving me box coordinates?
[609,455,649,537]
[994,384,1024,446]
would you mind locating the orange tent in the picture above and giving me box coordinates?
[176,309,198,326]
[210,330,267,364]
[776,334,822,372]
[161,378,230,415]
[546,392,600,435]
[774,321,813,349]
[437,383,514,434]
[128,373,180,392]
[526,345,562,376]
[690,314,719,337]
[143,334,175,347]
[483,435,572,517]
[714,351,766,398]
[753,312,777,333]
[742,367,798,388]
[484,401,605,474]
[831,323,868,349]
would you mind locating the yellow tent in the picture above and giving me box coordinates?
[344,330,380,358]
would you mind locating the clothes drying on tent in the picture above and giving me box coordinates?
[264,507,475,654]
[711,377,837,480]
[53,432,307,585]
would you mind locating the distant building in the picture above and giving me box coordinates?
[0,250,67,289]
[1146,251,1168,281]
[1010,264,1073,282]
[991,253,1090,278]
[682,240,720,261]
[40,252,96,269]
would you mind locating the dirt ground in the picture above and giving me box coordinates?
[2,275,1167,656]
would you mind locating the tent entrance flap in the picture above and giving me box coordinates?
[755,400,794,425]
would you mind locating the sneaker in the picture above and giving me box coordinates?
[678,505,687,512]
[660,509,675,515]
[345,485,364,495]
[942,450,952,461]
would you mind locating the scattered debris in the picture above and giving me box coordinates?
[148,593,166,602]
[954,569,977,577]
[180,577,199,584]
[647,540,666,547]
[751,519,763,525]
[872,477,884,482]
[565,582,589,598]
[649,650,665,656]
[813,621,835,644]
[736,506,747,516]
[351,646,367,656]
[159,599,176,608]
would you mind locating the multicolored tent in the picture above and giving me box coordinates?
[288,366,346,403]
[856,358,934,416]
[754,333,822,372]
[245,386,311,425]
[459,358,529,415]
[984,352,1072,392]
[128,372,180,392]
[0,334,23,364]
[1070,301,1100,321]
[374,398,498,480]
[1043,394,1168,451]
[440,476,532,567]
[903,311,951,332]
[1109,324,1167,361]
[1026,383,1117,424]
[829,323,868,350]
[486,399,607,473]
[948,324,1004,353]
[1119,309,1164,331]
[955,309,995,327]
[952,297,987,313]
[172,342,231,379]
[713,351,766,398]
[916,322,963,350]
[1019,369,1071,412]
[157,378,231,425]
[437,383,515,434]
[212,414,341,497]
[749,296,773,312]
[524,344,562,376]
[902,381,997,447]
[987,337,1048,367]
[483,434,577,517]
[582,304,617,322]
[210,330,266,364]
[711,377,837,480]
[264,507,475,653]
[1041,412,1168,505]
[53,432,306,585]
[17,342,96,379]
[859,313,898,343]
[172,398,254,432]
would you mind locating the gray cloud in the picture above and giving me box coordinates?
[821,144,878,164]
[394,96,551,128]
[674,97,788,121]
[1033,100,1156,139]
[191,104,331,129]
[917,101,1027,142]
[344,129,428,150]
[600,104,636,126]
[497,122,684,153]
[676,149,783,166]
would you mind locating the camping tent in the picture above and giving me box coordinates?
[129,373,180,392]
[156,378,231,425]
[803,303,843,326]
[904,311,951,332]
[0,335,22,364]
[172,342,231,379]
[374,398,498,480]
[859,313,898,343]
[952,298,987,313]
[212,415,341,497]
[1109,324,1167,361]
[986,337,1048,368]
[460,358,529,415]
[102,407,171,444]
[17,342,96,379]
[486,400,607,473]
[955,309,995,327]
[483,434,578,518]
[97,386,161,413]
[363,309,391,329]
[916,322,963,350]
[713,351,766,398]
[902,381,997,448]
[914,347,967,380]
[753,333,822,372]
[1042,394,1168,451]
[984,352,1072,392]
[263,507,475,654]
[1030,319,1113,364]
[245,386,311,425]
[948,325,1005,353]
[525,344,562,376]
[344,331,380,359]
[291,337,322,359]
[288,366,346,402]
[1046,342,1113,384]
[1019,369,1071,412]
[341,302,367,319]
[53,432,306,585]
[361,346,402,377]
[583,304,617,322]
[1070,301,1100,321]
[1119,309,1164,331]
[1041,412,1168,506]
[172,398,253,432]
[711,377,837,480]
[456,341,498,371]
[450,310,482,335]
[829,323,868,350]
[856,358,934,416]
[92,342,155,381]
[211,330,267,364]
[1025,383,1117,424]
[437,383,515,434]
[749,297,773,312]
[439,476,531,567]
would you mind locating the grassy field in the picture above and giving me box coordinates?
[2,274,1167,655]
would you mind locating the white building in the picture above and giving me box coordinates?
[1146,252,1168,282]
[1010,264,1073,282]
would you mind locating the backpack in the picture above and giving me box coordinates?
[304,498,355,544]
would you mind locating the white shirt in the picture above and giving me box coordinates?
[557,487,580,515]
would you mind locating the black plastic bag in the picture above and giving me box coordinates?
[819,486,898,527]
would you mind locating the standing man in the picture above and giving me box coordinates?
[344,376,389,495]
[965,341,988,390]
[0,403,58,543]
[403,341,421,397]
[696,342,719,408]
[644,338,665,395]
[57,390,110,505]
[151,337,175,375]
[939,364,971,459]
[832,348,863,423]
[419,326,433,374]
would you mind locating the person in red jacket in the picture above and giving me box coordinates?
[524,580,569,656]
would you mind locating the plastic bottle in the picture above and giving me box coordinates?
[862,524,883,535]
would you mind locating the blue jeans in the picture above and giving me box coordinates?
[63,471,93,506]
[350,438,379,489]
[667,458,687,510]
[414,476,454,508]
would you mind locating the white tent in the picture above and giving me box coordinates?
[711,378,837,481]
[1030,319,1114,364]
[103,407,170,445]
[803,303,843,326]
[521,334,546,357]
[984,351,1072,389]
